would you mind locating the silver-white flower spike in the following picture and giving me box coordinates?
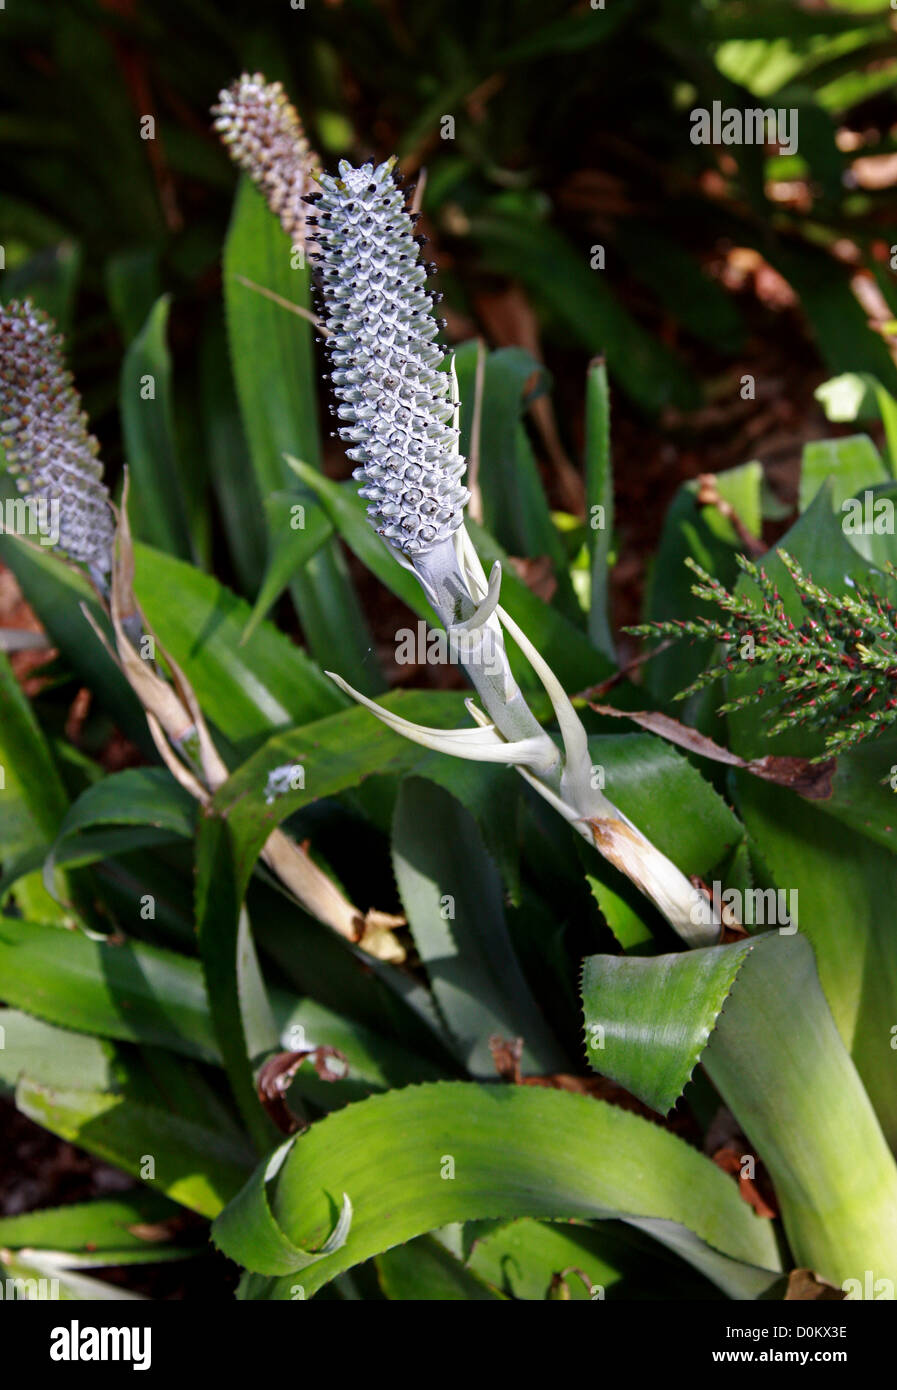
[312,157,717,946]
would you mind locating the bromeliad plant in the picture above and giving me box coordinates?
[308,156,716,947]
[2,70,897,1302]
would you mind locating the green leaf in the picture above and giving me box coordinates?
[838,479,897,569]
[814,373,897,472]
[581,941,753,1114]
[584,356,615,658]
[120,296,195,560]
[0,1009,118,1095]
[377,1234,504,1300]
[199,307,266,597]
[584,733,744,947]
[453,344,577,618]
[643,461,763,712]
[0,650,68,834]
[734,774,897,1149]
[15,1078,252,1219]
[194,695,470,1137]
[132,541,344,757]
[0,1191,182,1253]
[223,178,377,691]
[0,918,218,1062]
[582,854,654,953]
[229,1081,780,1298]
[243,490,335,641]
[392,778,565,1077]
[194,817,281,1152]
[799,433,888,513]
[125,1042,244,1148]
[223,181,320,490]
[285,461,438,625]
[465,1217,720,1301]
[0,651,71,919]
[410,753,522,905]
[704,931,897,1290]
[820,732,897,853]
[10,1244,191,1273]
[815,59,897,116]
[207,691,470,885]
[212,1137,351,1277]
[253,880,455,1070]
[0,530,150,752]
[106,247,163,345]
[44,768,197,877]
[269,994,446,1109]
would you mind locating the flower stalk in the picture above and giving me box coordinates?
[312,158,716,946]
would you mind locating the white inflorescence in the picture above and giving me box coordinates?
[213,73,312,244]
[313,158,469,557]
[0,301,115,572]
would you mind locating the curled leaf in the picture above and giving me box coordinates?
[212,1137,352,1277]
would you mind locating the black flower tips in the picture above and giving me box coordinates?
[0,301,114,572]
[314,158,468,557]
[213,73,313,244]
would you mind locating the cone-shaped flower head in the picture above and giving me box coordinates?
[213,73,312,244]
[313,158,469,557]
[0,301,114,573]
